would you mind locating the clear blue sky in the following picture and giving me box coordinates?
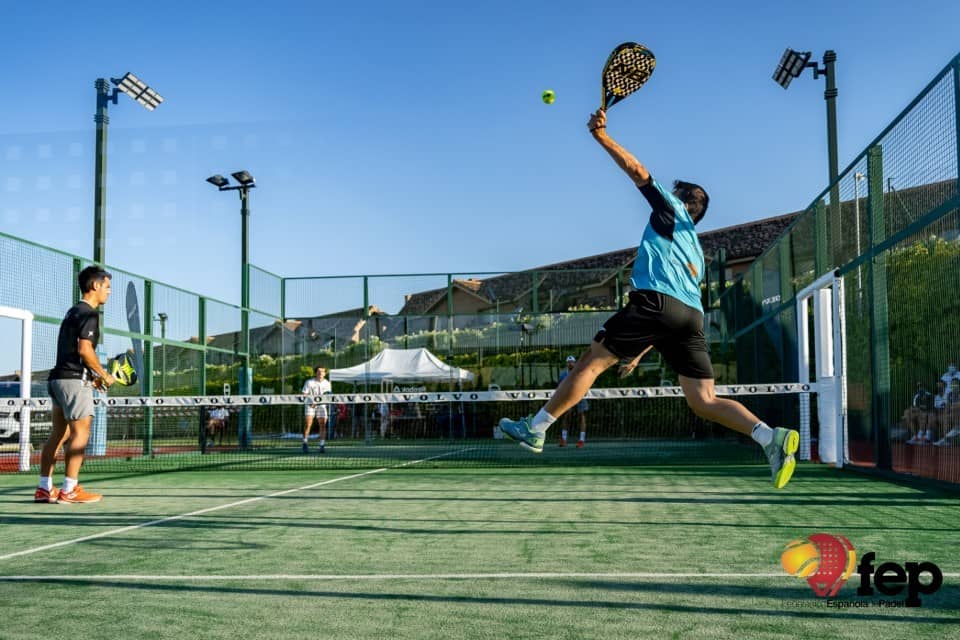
[2,0,959,314]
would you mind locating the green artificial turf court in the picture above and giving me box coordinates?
[0,464,957,640]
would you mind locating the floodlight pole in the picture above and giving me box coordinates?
[93,79,117,265]
[823,51,839,185]
[240,187,251,402]
[207,173,255,448]
[806,51,839,185]
[92,74,162,265]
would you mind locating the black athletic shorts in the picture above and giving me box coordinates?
[593,290,714,380]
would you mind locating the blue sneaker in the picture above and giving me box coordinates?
[764,427,800,489]
[498,416,544,454]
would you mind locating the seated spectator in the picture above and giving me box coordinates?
[905,382,934,445]
[934,379,960,446]
[940,363,960,389]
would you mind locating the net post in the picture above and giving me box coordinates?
[867,144,891,470]
[832,275,849,466]
[796,293,811,460]
[10,307,35,472]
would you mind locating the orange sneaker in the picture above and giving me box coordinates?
[559,438,567,447]
[57,485,102,504]
[576,440,585,448]
[34,487,60,503]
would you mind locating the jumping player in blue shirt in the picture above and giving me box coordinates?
[499,108,800,489]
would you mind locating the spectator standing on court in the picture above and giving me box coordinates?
[301,366,332,454]
[557,355,589,448]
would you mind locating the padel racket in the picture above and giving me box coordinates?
[106,352,139,386]
[601,42,656,110]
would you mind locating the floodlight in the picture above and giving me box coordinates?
[231,170,255,186]
[772,49,812,89]
[206,174,229,188]
[113,72,164,110]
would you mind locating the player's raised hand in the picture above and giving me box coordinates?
[588,109,607,135]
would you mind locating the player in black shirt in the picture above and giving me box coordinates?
[34,266,116,504]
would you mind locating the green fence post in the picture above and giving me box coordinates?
[72,258,82,303]
[955,58,960,193]
[616,268,624,307]
[279,279,286,393]
[363,276,369,317]
[751,266,763,376]
[198,296,207,453]
[143,280,154,456]
[815,199,828,276]
[199,297,207,395]
[778,238,797,380]
[531,271,539,314]
[447,274,454,355]
[717,248,727,295]
[867,144,891,470]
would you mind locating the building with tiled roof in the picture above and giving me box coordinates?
[396,211,801,316]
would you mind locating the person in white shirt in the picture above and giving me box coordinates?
[934,379,960,446]
[206,406,230,448]
[940,364,960,388]
[302,367,332,453]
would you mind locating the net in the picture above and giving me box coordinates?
[2,384,814,472]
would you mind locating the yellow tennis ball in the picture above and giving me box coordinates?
[781,539,820,578]
[542,89,555,104]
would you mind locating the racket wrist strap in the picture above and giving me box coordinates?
[590,125,606,132]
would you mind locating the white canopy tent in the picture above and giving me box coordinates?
[329,348,474,386]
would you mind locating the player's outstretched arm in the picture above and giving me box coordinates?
[588,109,650,188]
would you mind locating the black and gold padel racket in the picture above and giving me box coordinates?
[601,42,656,110]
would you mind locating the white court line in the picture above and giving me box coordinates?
[2,571,957,582]
[0,448,476,563]
[3,572,956,581]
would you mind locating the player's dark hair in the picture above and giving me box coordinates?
[315,366,326,374]
[673,180,709,224]
[79,266,112,294]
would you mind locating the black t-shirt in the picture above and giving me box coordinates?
[48,301,99,380]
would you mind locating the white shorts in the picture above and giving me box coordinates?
[305,404,329,420]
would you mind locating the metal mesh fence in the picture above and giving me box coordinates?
[716,53,960,484]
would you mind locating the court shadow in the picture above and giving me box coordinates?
[4,578,958,624]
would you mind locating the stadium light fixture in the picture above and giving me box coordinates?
[771,48,839,185]
[206,174,229,188]
[772,49,812,89]
[231,170,255,186]
[113,73,164,111]
[92,71,164,265]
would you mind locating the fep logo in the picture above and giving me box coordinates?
[781,533,857,597]
[781,534,945,606]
